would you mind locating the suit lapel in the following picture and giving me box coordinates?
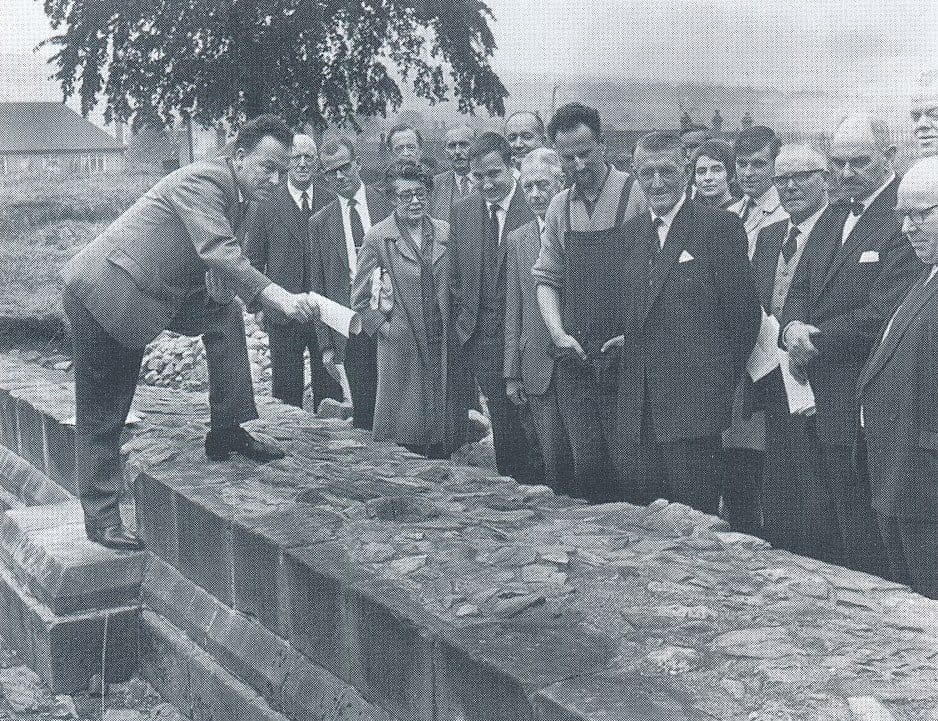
[277,186,308,245]
[754,222,785,309]
[644,202,691,325]
[811,205,849,303]
[326,202,351,282]
[862,269,938,387]
[819,179,898,299]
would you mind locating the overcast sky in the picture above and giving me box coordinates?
[2,0,935,101]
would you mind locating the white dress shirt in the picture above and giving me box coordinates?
[841,173,896,244]
[337,184,372,281]
[650,194,687,249]
[286,180,310,210]
[487,179,518,245]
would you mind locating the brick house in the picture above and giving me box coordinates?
[0,101,125,177]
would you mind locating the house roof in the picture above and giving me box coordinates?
[0,102,124,154]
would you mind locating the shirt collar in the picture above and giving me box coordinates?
[570,163,611,204]
[751,184,782,213]
[853,172,896,212]
[338,183,368,209]
[792,202,828,239]
[286,180,309,207]
[489,178,517,214]
[650,193,686,229]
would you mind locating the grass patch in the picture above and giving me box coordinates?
[0,174,161,328]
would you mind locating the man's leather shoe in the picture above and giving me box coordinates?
[205,426,286,462]
[87,525,143,551]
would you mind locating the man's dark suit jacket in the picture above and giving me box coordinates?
[244,180,332,324]
[780,177,920,447]
[308,185,392,359]
[429,170,466,223]
[504,220,555,395]
[858,267,938,521]
[448,188,535,348]
[619,201,762,444]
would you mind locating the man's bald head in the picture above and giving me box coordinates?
[897,156,938,263]
[828,114,896,203]
[774,144,828,222]
[444,124,475,175]
[288,134,318,190]
[911,69,938,158]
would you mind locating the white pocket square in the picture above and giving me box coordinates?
[859,250,879,263]
[678,250,695,263]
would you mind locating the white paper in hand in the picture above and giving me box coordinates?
[311,292,361,338]
[746,310,781,382]
[778,350,816,415]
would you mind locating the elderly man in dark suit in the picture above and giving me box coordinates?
[450,131,536,482]
[429,124,475,222]
[751,144,839,560]
[782,114,920,576]
[858,156,938,598]
[613,131,761,514]
[309,135,392,430]
[245,133,340,410]
[61,115,319,549]
[504,148,572,492]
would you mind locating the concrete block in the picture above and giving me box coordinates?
[139,610,289,721]
[13,396,46,479]
[230,505,341,637]
[174,485,235,606]
[0,559,137,693]
[133,472,180,567]
[43,417,75,494]
[0,388,19,455]
[0,503,145,615]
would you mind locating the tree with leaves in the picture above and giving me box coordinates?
[40,0,508,129]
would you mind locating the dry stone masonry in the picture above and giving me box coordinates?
[0,354,936,721]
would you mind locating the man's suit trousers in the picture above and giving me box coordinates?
[344,332,377,431]
[64,288,257,531]
[267,322,341,410]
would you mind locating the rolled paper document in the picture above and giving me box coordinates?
[311,292,361,338]
[369,267,383,310]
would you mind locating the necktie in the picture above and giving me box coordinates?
[300,190,310,216]
[739,196,753,224]
[489,203,501,246]
[650,216,664,263]
[459,175,470,197]
[847,198,865,216]
[781,225,800,264]
[348,197,365,249]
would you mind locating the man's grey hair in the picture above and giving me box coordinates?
[520,147,563,180]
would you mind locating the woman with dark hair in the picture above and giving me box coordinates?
[692,139,741,208]
[350,161,465,458]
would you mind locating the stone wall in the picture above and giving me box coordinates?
[0,354,937,720]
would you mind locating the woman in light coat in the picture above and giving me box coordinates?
[351,161,466,458]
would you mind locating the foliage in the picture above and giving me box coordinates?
[39,0,508,129]
[0,174,160,323]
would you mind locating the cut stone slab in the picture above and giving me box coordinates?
[0,553,138,693]
[0,444,70,508]
[0,503,145,615]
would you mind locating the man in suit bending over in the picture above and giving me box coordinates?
[61,115,319,549]
[614,131,762,514]
[245,133,341,410]
[504,148,573,493]
[450,131,536,483]
[859,156,938,598]
[781,114,920,576]
[309,135,392,431]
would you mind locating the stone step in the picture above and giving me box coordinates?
[142,556,393,721]
[0,430,70,507]
[0,503,145,616]
[0,552,138,693]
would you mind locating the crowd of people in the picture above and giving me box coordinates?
[60,72,938,601]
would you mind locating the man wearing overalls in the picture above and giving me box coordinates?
[533,103,645,502]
